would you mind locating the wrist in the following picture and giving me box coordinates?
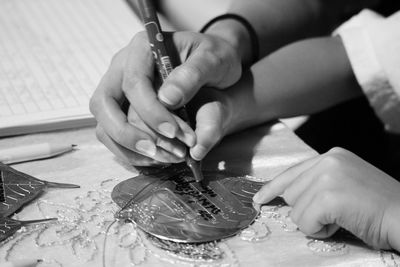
[223,71,271,134]
[203,19,253,66]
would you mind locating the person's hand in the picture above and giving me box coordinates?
[89,31,242,165]
[253,147,400,251]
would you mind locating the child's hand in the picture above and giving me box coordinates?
[253,147,400,251]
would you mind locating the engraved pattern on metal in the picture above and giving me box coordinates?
[0,163,79,218]
[0,217,56,242]
[112,169,260,243]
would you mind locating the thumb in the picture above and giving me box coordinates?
[190,103,225,161]
[157,51,214,109]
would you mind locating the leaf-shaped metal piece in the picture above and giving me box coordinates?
[112,167,260,243]
[0,217,57,242]
[0,163,80,218]
[220,177,265,204]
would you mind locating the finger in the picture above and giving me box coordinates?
[173,114,196,147]
[96,125,183,164]
[295,192,341,238]
[309,224,340,239]
[190,102,225,161]
[283,169,316,206]
[288,174,322,226]
[128,107,187,159]
[91,49,161,158]
[122,33,195,146]
[253,155,322,204]
[95,125,160,166]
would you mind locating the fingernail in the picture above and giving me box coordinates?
[158,86,183,107]
[172,147,186,158]
[253,192,262,204]
[135,140,156,157]
[158,122,176,139]
[183,132,196,147]
[191,144,207,161]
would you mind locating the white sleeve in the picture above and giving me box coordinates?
[335,10,400,133]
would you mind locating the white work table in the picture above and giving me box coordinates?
[0,122,395,267]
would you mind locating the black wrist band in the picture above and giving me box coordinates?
[199,13,259,65]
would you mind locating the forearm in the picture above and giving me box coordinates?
[205,0,380,64]
[224,36,362,134]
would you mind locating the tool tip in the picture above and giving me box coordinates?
[186,157,204,183]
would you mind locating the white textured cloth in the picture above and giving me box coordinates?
[0,124,392,267]
[335,9,400,133]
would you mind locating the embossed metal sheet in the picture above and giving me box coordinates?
[0,163,79,218]
[112,168,263,243]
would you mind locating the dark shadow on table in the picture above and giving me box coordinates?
[295,97,400,180]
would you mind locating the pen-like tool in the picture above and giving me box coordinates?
[0,143,77,165]
[137,0,204,182]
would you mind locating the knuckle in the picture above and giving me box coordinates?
[137,97,160,117]
[110,48,124,65]
[89,95,99,116]
[328,147,347,155]
[200,37,216,50]
[177,64,203,85]
[95,126,106,142]
[320,154,342,170]
[282,191,295,206]
[122,75,141,94]
[130,31,148,45]
[318,172,336,186]
[113,126,133,146]
[203,50,223,68]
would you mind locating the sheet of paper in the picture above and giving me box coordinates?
[0,0,143,136]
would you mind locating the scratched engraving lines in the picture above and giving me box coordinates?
[112,170,259,243]
[0,219,14,234]
[131,188,205,241]
[0,169,45,215]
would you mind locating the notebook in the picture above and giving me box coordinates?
[0,0,143,137]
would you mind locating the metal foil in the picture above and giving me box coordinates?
[112,166,263,243]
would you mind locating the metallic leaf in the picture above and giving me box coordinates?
[0,217,56,242]
[0,163,79,218]
[112,167,260,243]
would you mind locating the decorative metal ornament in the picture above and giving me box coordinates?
[0,217,57,242]
[112,167,263,243]
[0,163,80,218]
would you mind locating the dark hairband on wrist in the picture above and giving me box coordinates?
[199,13,259,65]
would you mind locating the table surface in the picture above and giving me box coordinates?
[0,122,397,267]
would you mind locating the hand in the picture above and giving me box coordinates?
[253,147,400,251]
[89,31,241,165]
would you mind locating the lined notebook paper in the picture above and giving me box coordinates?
[0,0,142,137]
